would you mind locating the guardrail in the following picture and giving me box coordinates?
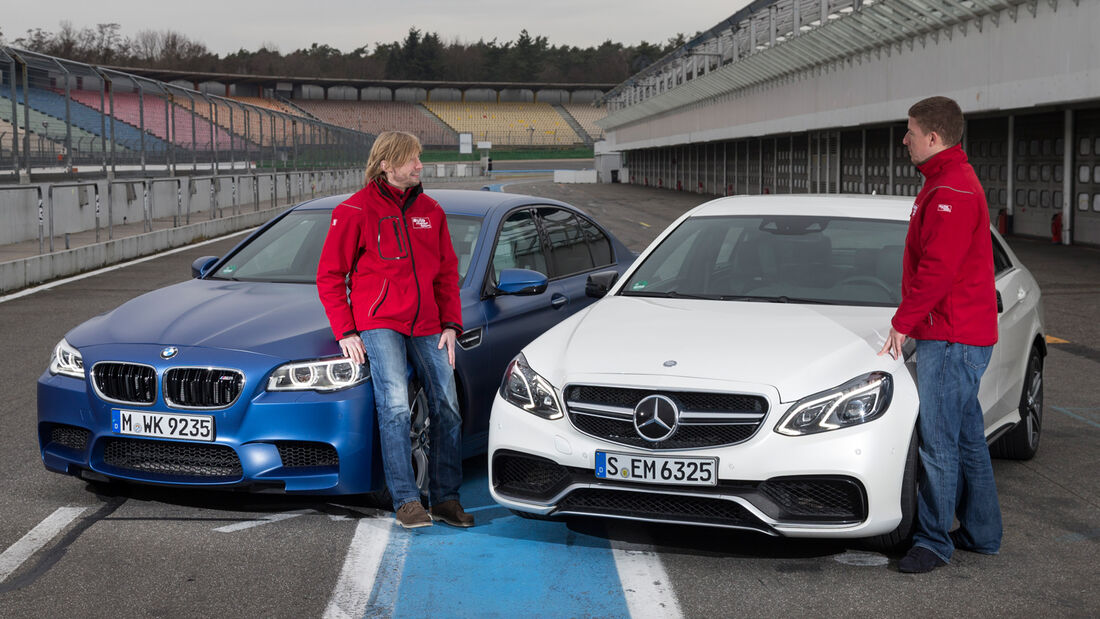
[2,167,362,257]
[46,182,100,251]
[0,185,44,253]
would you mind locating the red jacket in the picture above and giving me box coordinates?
[891,144,998,346]
[317,180,463,341]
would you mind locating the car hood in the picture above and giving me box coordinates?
[67,279,335,360]
[525,296,903,402]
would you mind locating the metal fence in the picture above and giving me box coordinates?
[0,47,375,179]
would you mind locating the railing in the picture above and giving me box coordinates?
[2,167,362,257]
[0,46,374,180]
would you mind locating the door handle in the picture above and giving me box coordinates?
[551,294,568,309]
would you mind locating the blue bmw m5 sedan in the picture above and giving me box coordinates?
[37,189,633,495]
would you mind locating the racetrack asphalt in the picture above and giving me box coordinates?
[0,172,1097,617]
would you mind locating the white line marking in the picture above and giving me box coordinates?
[610,537,684,619]
[323,517,393,619]
[0,228,254,305]
[0,506,87,583]
[213,509,310,533]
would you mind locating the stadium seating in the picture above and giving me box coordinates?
[560,104,607,141]
[293,100,454,145]
[0,87,125,154]
[229,97,312,147]
[0,117,62,158]
[67,90,239,151]
[422,102,581,146]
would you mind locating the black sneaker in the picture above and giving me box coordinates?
[898,546,946,573]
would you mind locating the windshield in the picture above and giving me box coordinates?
[621,215,908,306]
[210,211,484,284]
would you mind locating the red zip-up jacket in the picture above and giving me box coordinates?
[316,179,463,341]
[891,144,998,346]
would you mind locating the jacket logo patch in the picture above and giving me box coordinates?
[910,204,918,218]
[937,204,953,213]
[411,217,432,230]
[332,218,338,226]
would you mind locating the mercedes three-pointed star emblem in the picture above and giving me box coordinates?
[633,394,679,442]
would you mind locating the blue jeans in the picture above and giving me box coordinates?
[913,339,1002,562]
[361,329,464,511]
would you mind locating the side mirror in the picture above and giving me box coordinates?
[191,256,219,279]
[495,268,548,296]
[585,270,620,298]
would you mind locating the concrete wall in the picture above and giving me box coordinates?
[0,170,362,247]
[0,204,291,294]
[606,1,1100,151]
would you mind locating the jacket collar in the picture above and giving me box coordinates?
[917,143,967,179]
[373,178,424,212]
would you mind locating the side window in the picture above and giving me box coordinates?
[991,232,1013,276]
[492,210,547,282]
[539,207,595,277]
[577,215,613,267]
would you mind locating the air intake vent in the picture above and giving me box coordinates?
[93,363,157,404]
[164,368,244,409]
[102,437,242,479]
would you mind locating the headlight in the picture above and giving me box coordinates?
[499,353,562,420]
[775,372,892,436]
[49,338,84,378]
[267,357,369,392]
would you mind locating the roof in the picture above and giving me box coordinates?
[691,193,913,220]
[291,188,574,216]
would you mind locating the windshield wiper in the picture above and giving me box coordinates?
[621,290,721,300]
[718,294,835,305]
[764,295,835,305]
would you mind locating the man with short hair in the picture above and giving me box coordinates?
[317,131,473,529]
[879,96,1001,573]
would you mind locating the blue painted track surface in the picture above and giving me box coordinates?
[366,464,630,618]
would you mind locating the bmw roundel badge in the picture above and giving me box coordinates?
[160,346,179,359]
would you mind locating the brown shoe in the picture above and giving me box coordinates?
[430,500,475,528]
[395,501,433,529]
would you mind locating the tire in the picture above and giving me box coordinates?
[408,378,430,495]
[863,428,918,552]
[991,345,1044,460]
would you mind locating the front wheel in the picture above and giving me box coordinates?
[409,378,430,495]
[991,345,1043,460]
[862,428,918,552]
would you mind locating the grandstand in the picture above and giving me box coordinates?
[560,103,606,142]
[2,49,613,175]
[423,101,581,146]
[0,117,62,159]
[66,90,241,151]
[293,100,452,146]
[2,86,127,154]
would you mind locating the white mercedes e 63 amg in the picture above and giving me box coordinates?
[487,195,1045,549]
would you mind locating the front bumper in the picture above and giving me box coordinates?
[488,379,917,538]
[37,369,382,495]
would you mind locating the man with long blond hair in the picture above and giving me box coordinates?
[317,131,472,529]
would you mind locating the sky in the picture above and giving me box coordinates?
[1,1,754,55]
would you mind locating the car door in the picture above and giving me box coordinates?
[536,206,614,318]
[984,230,1031,431]
[462,208,560,431]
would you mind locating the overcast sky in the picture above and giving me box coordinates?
[2,1,753,55]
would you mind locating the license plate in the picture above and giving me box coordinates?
[112,409,215,442]
[595,451,717,486]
